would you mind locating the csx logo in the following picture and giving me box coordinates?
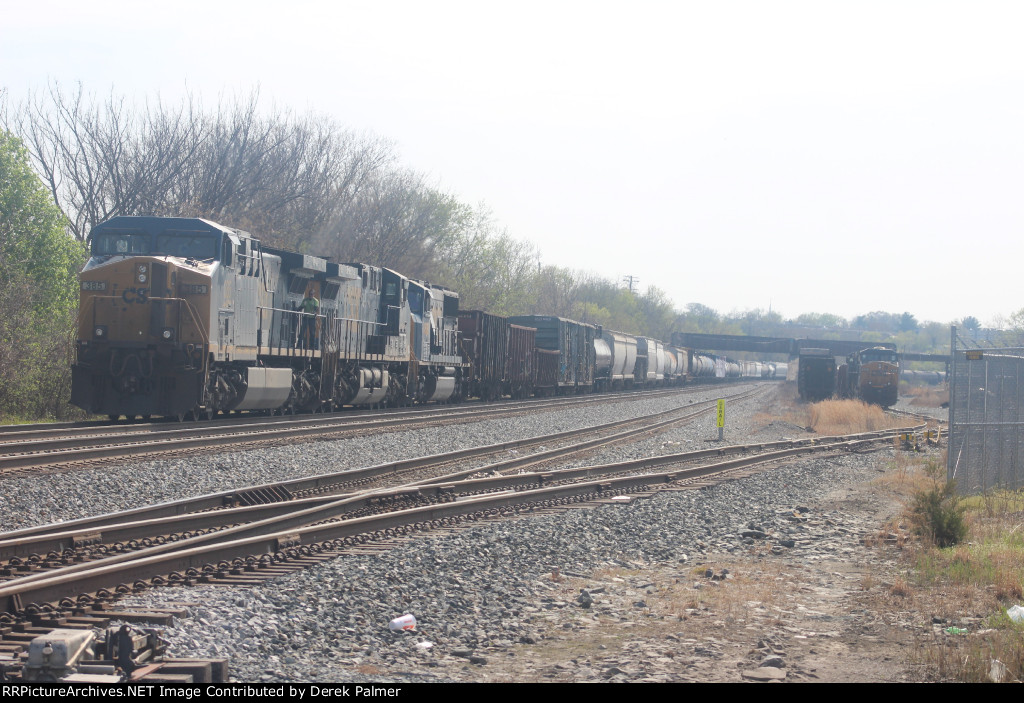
[121,288,150,304]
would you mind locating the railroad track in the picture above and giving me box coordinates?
[0,409,925,627]
[0,388,763,568]
[0,384,714,475]
[887,406,948,425]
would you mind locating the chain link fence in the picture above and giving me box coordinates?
[948,326,1024,493]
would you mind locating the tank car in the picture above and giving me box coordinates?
[593,329,636,392]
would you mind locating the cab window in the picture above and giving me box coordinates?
[155,233,218,260]
[92,232,151,255]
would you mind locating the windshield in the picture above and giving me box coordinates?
[92,231,219,260]
[155,233,218,260]
[92,232,151,255]
[861,350,897,363]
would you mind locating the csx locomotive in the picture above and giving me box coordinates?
[798,346,900,407]
[836,347,900,407]
[71,216,782,420]
[72,217,464,419]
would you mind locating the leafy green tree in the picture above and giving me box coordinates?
[0,130,82,313]
[0,130,85,420]
[898,312,919,333]
[1009,308,1024,332]
[678,303,720,333]
[795,312,848,329]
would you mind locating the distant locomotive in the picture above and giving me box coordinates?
[797,346,900,407]
[72,216,785,420]
[837,347,899,407]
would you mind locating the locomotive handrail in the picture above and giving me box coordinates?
[256,305,387,327]
[256,305,390,358]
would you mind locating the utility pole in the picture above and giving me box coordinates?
[623,274,639,294]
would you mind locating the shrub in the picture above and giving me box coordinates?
[911,481,968,548]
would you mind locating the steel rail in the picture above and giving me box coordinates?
[0,422,924,615]
[0,385,698,445]
[0,386,707,473]
[0,387,761,548]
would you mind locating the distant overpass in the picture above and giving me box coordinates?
[671,332,948,364]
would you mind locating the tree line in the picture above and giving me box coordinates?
[0,86,682,420]
[0,84,1009,420]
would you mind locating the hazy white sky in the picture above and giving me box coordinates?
[3,0,1022,325]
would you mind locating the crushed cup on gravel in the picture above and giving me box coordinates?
[389,614,417,631]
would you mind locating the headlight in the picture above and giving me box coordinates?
[138,273,147,283]
[161,328,174,340]
[94,326,107,338]
[138,264,147,274]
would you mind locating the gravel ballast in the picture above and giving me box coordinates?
[0,386,757,532]
[3,383,917,682]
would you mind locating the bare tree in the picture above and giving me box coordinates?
[7,84,203,239]
[4,84,394,246]
[319,168,463,276]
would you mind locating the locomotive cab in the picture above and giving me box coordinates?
[73,217,239,418]
[72,216,281,418]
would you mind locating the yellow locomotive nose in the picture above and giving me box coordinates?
[74,254,211,418]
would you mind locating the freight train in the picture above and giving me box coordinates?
[798,346,900,407]
[71,216,782,420]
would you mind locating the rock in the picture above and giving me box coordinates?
[760,655,785,668]
[742,666,786,681]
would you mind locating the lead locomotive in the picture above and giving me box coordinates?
[72,217,464,419]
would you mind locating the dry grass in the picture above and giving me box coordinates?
[888,575,912,597]
[870,451,945,499]
[808,399,906,435]
[916,627,1024,683]
[902,384,949,408]
[657,563,786,625]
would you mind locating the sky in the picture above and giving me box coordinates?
[3,0,1022,326]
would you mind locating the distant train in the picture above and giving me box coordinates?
[798,346,900,407]
[836,347,899,407]
[71,216,784,420]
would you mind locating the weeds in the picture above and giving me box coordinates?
[909,480,968,548]
[890,456,1024,681]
